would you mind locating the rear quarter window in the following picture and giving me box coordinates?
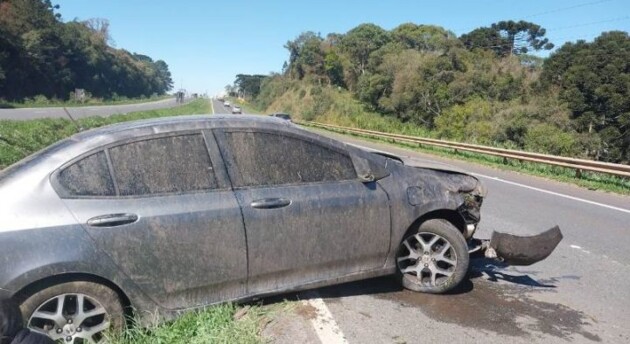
[57,151,115,196]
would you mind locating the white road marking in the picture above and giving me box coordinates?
[210,99,215,114]
[571,244,627,267]
[570,244,590,253]
[345,141,630,215]
[303,291,348,344]
[473,173,630,215]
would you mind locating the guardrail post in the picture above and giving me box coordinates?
[576,169,583,178]
[503,157,509,164]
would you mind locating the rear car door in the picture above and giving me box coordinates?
[55,131,247,310]
[215,128,391,295]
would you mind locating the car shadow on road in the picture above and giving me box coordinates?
[468,257,558,288]
[258,257,556,307]
[255,260,601,342]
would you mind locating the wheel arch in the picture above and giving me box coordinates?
[12,273,132,317]
[404,209,467,242]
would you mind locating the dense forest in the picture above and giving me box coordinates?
[232,22,630,164]
[0,0,173,101]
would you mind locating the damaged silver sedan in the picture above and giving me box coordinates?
[0,115,561,342]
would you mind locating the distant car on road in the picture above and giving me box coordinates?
[223,101,231,107]
[232,106,242,114]
[0,115,561,341]
[269,112,292,121]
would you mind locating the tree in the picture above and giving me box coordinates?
[460,27,509,56]
[391,23,460,52]
[339,24,390,76]
[0,0,173,101]
[541,31,630,163]
[461,20,554,56]
[492,20,554,55]
[284,31,325,80]
[154,60,174,93]
[324,51,344,87]
[233,74,267,99]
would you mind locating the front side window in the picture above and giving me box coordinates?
[224,131,356,187]
[109,134,217,196]
[58,151,115,196]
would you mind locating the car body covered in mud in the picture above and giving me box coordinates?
[0,115,561,341]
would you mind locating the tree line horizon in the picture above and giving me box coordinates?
[230,21,630,164]
[0,0,174,102]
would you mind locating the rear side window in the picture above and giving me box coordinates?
[58,151,115,196]
[109,134,217,196]
[224,131,356,187]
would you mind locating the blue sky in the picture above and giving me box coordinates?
[55,0,629,96]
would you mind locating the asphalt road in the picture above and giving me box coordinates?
[0,97,185,120]
[218,100,630,343]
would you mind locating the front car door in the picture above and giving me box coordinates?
[56,131,247,310]
[215,128,391,295]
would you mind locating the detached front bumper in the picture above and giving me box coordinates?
[473,226,563,266]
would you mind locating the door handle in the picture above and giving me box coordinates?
[250,198,291,209]
[87,213,138,227]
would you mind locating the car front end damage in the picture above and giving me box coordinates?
[403,157,563,267]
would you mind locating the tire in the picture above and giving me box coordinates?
[19,281,125,343]
[395,219,469,294]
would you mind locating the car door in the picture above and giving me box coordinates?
[55,131,247,310]
[215,128,391,295]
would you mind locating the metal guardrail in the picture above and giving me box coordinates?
[298,121,630,179]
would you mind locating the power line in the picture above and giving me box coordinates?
[455,0,616,33]
[549,16,629,31]
[523,0,614,19]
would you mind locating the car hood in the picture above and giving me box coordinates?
[399,156,471,175]
[369,150,469,175]
[368,150,486,196]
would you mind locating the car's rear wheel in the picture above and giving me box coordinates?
[396,219,469,294]
[20,281,125,343]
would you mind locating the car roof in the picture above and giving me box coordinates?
[0,114,359,185]
[71,114,286,141]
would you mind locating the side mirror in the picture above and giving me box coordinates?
[352,155,390,183]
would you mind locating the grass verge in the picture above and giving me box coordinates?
[309,126,630,195]
[107,303,285,344]
[0,99,211,169]
[0,95,172,109]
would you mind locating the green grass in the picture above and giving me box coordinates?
[0,99,211,169]
[107,302,286,344]
[0,95,172,109]
[308,125,630,195]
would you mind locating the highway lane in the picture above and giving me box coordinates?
[213,100,630,343]
[0,97,184,120]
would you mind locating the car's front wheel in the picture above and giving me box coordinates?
[396,219,469,294]
[20,281,125,343]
